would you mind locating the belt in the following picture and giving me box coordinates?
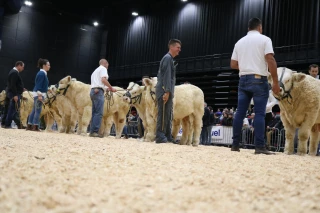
[92,87,103,90]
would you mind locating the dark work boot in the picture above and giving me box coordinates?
[231,145,240,152]
[31,125,41,132]
[26,124,32,131]
[254,147,275,155]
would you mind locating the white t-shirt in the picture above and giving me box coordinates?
[231,30,274,76]
[91,65,109,90]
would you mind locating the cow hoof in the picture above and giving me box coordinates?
[308,152,317,156]
[284,150,294,155]
[297,152,306,156]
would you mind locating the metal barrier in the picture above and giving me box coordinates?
[241,127,285,151]
[211,126,233,145]
[110,121,140,138]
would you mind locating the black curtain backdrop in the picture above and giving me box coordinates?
[106,0,320,67]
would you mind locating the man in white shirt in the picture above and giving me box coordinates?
[230,17,280,155]
[89,59,117,137]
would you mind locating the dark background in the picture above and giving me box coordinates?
[0,0,319,109]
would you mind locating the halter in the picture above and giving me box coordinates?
[57,84,70,96]
[275,67,293,104]
[124,83,142,105]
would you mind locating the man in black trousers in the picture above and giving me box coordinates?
[3,61,25,128]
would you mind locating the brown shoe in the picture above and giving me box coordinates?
[31,125,41,132]
[18,123,26,129]
[26,124,32,131]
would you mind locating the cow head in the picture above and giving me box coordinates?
[0,90,6,105]
[56,76,76,94]
[123,82,143,104]
[143,77,158,101]
[47,84,59,99]
[268,67,303,100]
[143,77,157,89]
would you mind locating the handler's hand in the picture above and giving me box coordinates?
[163,92,169,104]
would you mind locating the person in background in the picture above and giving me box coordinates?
[207,106,214,145]
[200,102,211,145]
[308,64,319,78]
[3,61,25,129]
[307,64,320,155]
[26,58,50,131]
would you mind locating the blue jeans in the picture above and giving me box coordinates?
[28,97,43,126]
[90,88,105,134]
[123,125,128,135]
[233,75,269,148]
[5,94,21,127]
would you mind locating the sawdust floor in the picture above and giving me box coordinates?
[0,128,320,213]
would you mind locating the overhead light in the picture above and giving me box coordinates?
[182,0,188,2]
[24,1,32,6]
[93,21,98,26]
[132,12,138,16]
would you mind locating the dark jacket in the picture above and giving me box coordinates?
[6,68,24,97]
[202,107,211,127]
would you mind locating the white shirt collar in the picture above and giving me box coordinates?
[40,69,47,75]
[13,67,18,72]
[247,30,260,35]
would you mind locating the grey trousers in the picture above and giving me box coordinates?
[155,95,173,143]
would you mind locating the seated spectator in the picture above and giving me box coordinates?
[221,113,233,126]
[123,112,138,139]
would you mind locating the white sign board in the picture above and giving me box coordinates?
[210,126,223,139]
[176,126,223,139]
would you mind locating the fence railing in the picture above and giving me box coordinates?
[109,42,320,80]
[109,123,290,152]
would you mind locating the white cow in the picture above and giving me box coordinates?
[57,76,130,138]
[19,90,57,131]
[47,85,78,133]
[268,67,320,156]
[143,77,204,146]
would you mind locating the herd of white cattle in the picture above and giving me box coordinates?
[1,67,319,155]
[0,76,205,146]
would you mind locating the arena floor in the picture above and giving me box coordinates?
[0,128,320,213]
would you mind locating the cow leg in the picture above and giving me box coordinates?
[69,111,78,134]
[102,116,113,137]
[81,106,91,136]
[76,110,83,135]
[172,119,180,143]
[45,113,55,132]
[192,114,202,147]
[187,115,194,146]
[309,126,319,156]
[112,113,120,139]
[142,118,148,141]
[116,113,126,139]
[297,126,310,156]
[180,118,189,145]
[145,111,156,142]
[62,114,70,133]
